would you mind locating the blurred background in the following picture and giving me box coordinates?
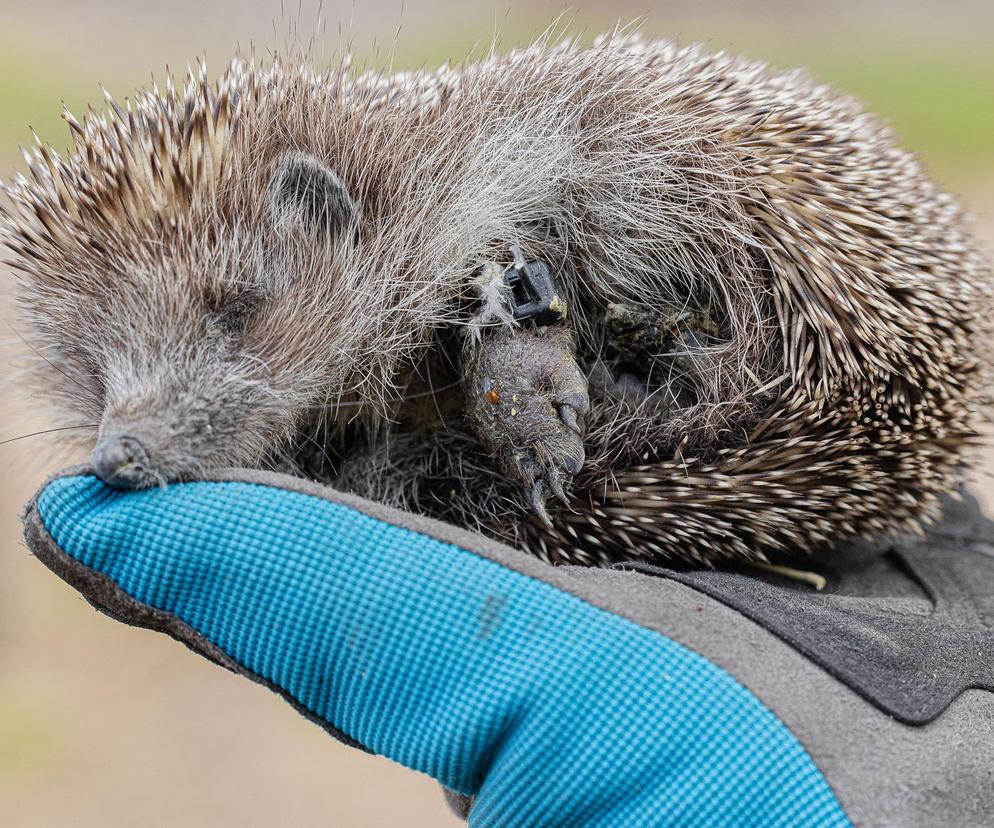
[1,1,992,825]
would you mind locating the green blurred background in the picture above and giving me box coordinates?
[1,1,991,825]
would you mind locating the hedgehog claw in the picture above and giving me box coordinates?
[559,404,580,435]
[547,472,570,506]
[530,480,554,528]
[562,446,585,475]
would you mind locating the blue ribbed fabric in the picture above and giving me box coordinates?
[38,475,850,828]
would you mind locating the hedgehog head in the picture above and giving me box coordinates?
[1,61,395,487]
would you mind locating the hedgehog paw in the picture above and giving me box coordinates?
[465,324,589,527]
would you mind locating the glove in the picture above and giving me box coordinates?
[22,467,994,827]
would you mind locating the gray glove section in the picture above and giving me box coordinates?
[622,493,994,724]
[24,467,994,827]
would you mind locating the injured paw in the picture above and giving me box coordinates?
[465,324,589,527]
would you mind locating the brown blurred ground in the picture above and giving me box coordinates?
[1,1,992,826]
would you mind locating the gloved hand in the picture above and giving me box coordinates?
[22,467,994,827]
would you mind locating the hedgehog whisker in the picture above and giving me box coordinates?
[0,424,99,447]
[7,323,98,394]
[306,379,463,410]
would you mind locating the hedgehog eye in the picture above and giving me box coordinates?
[205,287,258,336]
[268,152,357,243]
[219,295,256,335]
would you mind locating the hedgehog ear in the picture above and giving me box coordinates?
[268,153,357,242]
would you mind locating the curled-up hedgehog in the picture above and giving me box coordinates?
[3,33,992,567]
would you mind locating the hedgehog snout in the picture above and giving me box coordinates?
[92,434,158,490]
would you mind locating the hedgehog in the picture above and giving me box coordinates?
[3,32,991,568]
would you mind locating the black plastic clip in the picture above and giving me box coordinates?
[503,258,567,325]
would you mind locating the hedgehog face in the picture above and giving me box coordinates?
[86,152,368,488]
[6,139,374,489]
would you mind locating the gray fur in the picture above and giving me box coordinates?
[2,33,991,565]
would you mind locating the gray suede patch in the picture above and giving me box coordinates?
[618,493,994,724]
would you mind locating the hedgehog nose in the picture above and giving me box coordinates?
[92,434,153,490]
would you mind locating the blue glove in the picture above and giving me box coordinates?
[23,468,994,826]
